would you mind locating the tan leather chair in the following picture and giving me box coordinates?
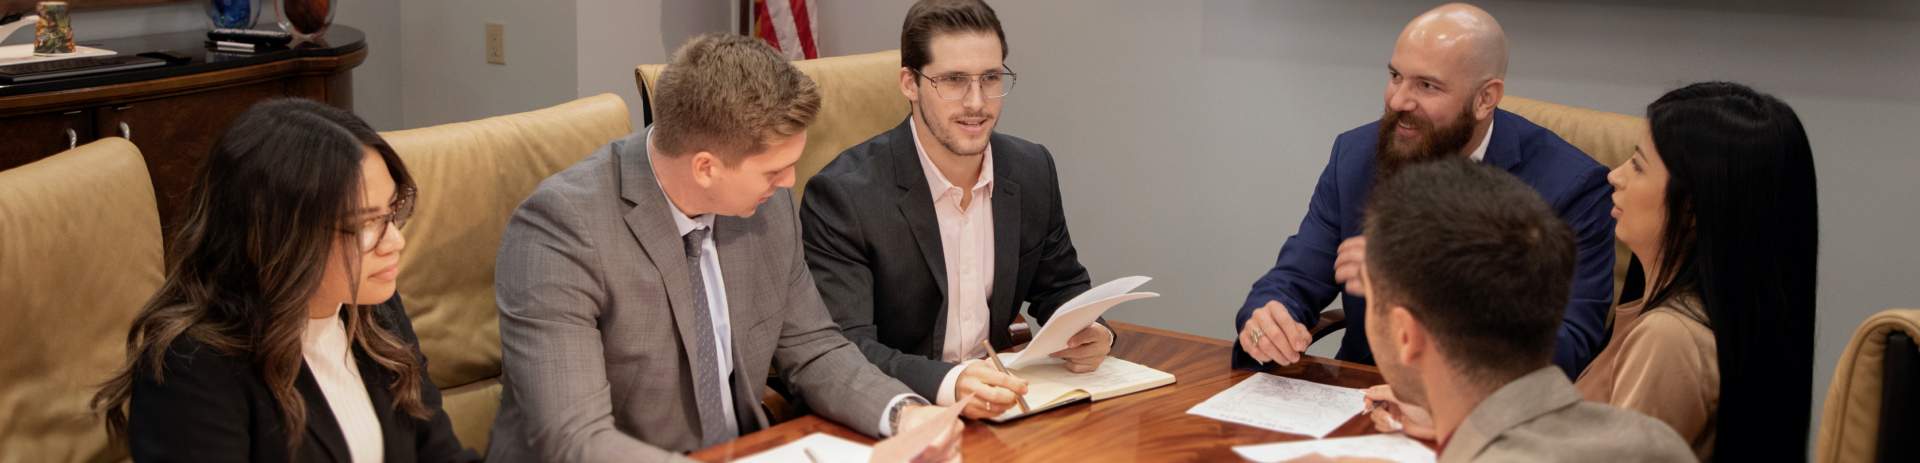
[636,49,910,200]
[0,138,165,462]
[381,94,633,453]
[1313,96,1645,339]
[1818,308,1920,463]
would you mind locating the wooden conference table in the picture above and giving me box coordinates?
[692,321,1391,462]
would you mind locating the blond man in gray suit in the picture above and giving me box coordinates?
[487,34,963,463]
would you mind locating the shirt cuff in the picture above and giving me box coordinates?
[877,393,928,437]
[935,360,977,406]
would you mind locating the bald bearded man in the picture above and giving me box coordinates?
[1234,3,1615,379]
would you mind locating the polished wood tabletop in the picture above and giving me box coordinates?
[693,321,1392,462]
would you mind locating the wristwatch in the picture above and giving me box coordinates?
[888,395,931,435]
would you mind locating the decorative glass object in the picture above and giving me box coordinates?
[278,0,334,42]
[33,1,74,56]
[206,0,260,30]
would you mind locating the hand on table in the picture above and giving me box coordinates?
[952,361,1029,419]
[874,396,972,463]
[1362,385,1435,441]
[1240,301,1311,365]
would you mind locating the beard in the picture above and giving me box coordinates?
[1374,101,1478,182]
[917,103,992,157]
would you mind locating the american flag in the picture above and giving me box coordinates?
[747,0,819,60]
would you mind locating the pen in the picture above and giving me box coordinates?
[979,340,1031,414]
[803,446,826,463]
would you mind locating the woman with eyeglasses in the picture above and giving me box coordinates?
[92,99,477,462]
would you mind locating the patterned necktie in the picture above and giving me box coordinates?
[682,227,736,445]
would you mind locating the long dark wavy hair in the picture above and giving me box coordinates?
[1638,81,1818,460]
[92,99,430,451]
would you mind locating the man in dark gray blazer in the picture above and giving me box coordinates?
[800,0,1104,420]
[488,34,962,462]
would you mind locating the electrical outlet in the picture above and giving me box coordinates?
[485,22,506,65]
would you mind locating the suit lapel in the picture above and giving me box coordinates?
[715,214,761,353]
[353,347,406,461]
[616,128,729,437]
[889,120,950,300]
[985,139,1022,348]
[295,366,350,463]
[1483,110,1523,172]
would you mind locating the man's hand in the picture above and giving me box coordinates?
[1333,237,1368,296]
[1047,323,1113,373]
[1362,385,1435,440]
[1240,300,1311,365]
[875,398,970,463]
[952,361,1029,419]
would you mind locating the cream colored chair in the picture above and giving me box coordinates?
[0,138,165,462]
[1818,308,1920,463]
[382,94,633,453]
[1497,96,1644,305]
[636,49,911,200]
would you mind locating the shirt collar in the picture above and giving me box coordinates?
[646,127,715,237]
[909,117,994,200]
[1468,117,1494,162]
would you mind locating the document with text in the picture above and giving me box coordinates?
[1186,373,1367,438]
[735,433,871,463]
[986,354,1176,422]
[1232,433,1437,463]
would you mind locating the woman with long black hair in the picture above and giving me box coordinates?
[1363,81,1818,461]
[92,99,477,462]
[1576,81,1819,461]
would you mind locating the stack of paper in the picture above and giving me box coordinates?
[734,433,871,463]
[1232,433,1437,463]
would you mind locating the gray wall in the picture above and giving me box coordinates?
[817,0,1920,441]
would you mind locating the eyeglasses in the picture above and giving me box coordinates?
[340,185,416,252]
[912,66,1017,101]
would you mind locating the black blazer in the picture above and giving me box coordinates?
[800,119,1094,398]
[127,297,478,463]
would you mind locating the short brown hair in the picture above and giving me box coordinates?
[900,0,1007,71]
[652,33,820,162]
[1363,158,1574,385]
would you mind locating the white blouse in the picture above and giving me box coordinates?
[303,309,386,463]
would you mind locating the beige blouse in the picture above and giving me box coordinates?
[1575,298,1719,460]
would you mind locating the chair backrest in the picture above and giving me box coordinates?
[379,94,632,450]
[636,49,910,200]
[0,138,165,462]
[1818,308,1920,463]
[1498,95,1646,304]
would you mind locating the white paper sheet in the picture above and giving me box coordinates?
[1232,433,1437,463]
[734,433,872,463]
[1186,373,1367,438]
[1005,275,1158,369]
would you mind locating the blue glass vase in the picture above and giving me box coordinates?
[206,0,260,29]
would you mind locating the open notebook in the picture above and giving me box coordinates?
[986,354,1176,422]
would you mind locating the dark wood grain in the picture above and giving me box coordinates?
[693,321,1394,462]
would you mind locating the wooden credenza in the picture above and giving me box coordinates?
[0,26,366,229]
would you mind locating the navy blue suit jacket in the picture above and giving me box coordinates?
[1234,109,1616,378]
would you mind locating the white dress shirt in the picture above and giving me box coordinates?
[1469,118,1493,162]
[909,118,999,405]
[303,308,385,463]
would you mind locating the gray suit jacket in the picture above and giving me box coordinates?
[487,131,916,462]
[1443,367,1694,463]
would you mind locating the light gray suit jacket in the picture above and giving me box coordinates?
[487,131,916,462]
[1443,366,1694,463]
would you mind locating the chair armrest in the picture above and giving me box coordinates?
[1310,308,1347,343]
